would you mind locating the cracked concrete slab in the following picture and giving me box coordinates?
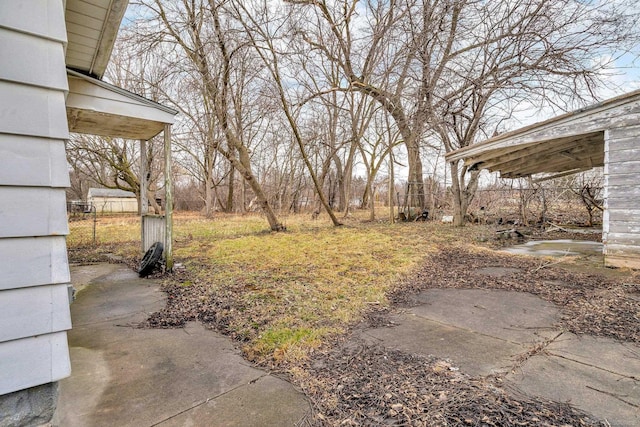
[409,289,561,344]
[546,332,640,380]
[364,289,561,376]
[157,375,310,427]
[360,288,639,426]
[507,345,640,427]
[363,314,524,376]
[52,264,309,427]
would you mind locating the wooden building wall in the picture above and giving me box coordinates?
[0,1,72,394]
[90,196,139,213]
[604,124,640,269]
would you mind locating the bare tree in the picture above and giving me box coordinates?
[133,0,285,230]
[233,0,343,226]
[423,0,638,225]
[569,171,604,226]
[281,0,640,225]
[66,134,164,214]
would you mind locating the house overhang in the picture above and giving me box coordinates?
[445,90,640,179]
[65,0,130,79]
[66,69,177,140]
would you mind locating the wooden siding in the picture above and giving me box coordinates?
[0,28,68,90]
[0,1,67,43]
[0,81,69,139]
[604,126,640,268]
[0,187,69,238]
[0,0,72,395]
[0,284,72,342]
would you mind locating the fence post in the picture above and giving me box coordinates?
[140,138,148,255]
[92,206,96,245]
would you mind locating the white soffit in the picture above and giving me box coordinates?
[446,89,640,178]
[65,0,129,79]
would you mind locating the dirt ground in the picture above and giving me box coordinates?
[296,245,639,426]
[132,236,639,426]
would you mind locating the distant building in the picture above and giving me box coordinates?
[88,188,138,213]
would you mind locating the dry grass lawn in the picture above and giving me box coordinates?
[67,211,634,366]
[68,212,496,363]
[67,211,639,425]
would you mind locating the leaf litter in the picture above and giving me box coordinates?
[140,244,638,426]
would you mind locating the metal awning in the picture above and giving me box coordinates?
[66,69,177,140]
[446,90,640,179]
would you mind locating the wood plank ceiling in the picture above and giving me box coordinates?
[447,89,640,181]
[465,131,605,179]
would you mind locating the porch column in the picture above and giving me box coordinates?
[140,139,148,216]
[140,139,148,254]
[164,124,174,271]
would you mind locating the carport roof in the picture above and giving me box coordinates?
[446,89,640,180]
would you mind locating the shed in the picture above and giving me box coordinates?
[0,0,176,419]
[446,90,640,269]
[88,188,138,213]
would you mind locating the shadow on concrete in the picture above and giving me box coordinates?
[52,264,310,427]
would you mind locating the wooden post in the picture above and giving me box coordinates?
[388,145,395,224]
[164,124,174,271]
[140,139,148,254]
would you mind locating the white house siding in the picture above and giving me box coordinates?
[0,0,72,396]
[603,124,640,269]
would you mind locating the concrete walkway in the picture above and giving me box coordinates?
[52,264,310,427]
[53,262,639,426]
[361,288,640,427]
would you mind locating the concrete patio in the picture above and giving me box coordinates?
[52,262,639,426]
[52,264,310,427]
[361,287,640,426]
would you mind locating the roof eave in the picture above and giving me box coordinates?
[90,0,130,79]
[446,89,640,163]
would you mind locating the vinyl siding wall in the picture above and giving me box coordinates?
[0,0,72,395]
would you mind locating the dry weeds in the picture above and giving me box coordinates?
[67,214,639,426]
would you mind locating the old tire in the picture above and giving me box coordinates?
[138,242,163,277]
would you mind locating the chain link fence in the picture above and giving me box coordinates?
[67,202,141,248]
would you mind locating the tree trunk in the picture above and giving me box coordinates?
[204,174,215,218]
[361,184,370,210]
[236,151,283,230]
[341,141,358,217]
[407,142,426,210]
[388,147,395,224]
[450,160,479,226]
[226,165,235,213]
